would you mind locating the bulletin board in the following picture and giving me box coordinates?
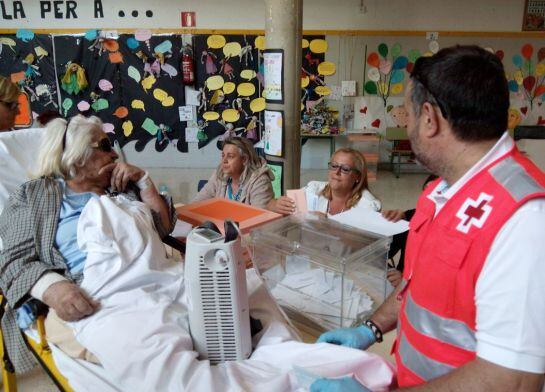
[54,32,187,152]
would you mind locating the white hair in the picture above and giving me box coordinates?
[34,115,104,179]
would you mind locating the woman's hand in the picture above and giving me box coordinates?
[99,162,145,192]
[266,196,296,215]
[381,209,406,222]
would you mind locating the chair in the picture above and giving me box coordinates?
[197,179,208,192]
[385,127,412,178]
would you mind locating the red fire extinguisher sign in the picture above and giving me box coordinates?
[181,12,196,27]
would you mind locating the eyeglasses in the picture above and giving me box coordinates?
[328,162,359,175]
[1,101,19,111]
[90,138,113,153]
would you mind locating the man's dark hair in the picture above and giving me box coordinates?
[410,45,509,142]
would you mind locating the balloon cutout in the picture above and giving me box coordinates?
[367,52,380,68]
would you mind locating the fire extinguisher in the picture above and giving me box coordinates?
[181,44,195,85]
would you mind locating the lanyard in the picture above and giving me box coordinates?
[227,178,243,201]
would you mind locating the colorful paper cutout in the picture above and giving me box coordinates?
[250,97,266,113]
[223,82,236,95]
[315,86,331,96]
[223,42,242,57]
[77,100,90,111]
[221,108,240,123]
[309,39,327,54]
[317,61,336,76]
[206,75,225,91]
[62,98,73,116]
[237,82,255,97]
[128,66,141,83]
[141,75,156,92]
[123,120,134,136]
[98,79,113,92]
[142,118,159,135]
[255,36,265,51]
[103,123,115,134]
[207,35,226,49]
[131,99,145,110]
[91,98,109,111]
[113,106,129,118]
[240,69,257,81]
[203,111,220,121]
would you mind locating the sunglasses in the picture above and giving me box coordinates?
[90,138,114,153]
[1,101,19,110]
[328,162,359,175]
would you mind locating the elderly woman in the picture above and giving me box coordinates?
[193,136,295,214]
[0,75,20,131]
[305,147,380,215]
[0,114,175,372]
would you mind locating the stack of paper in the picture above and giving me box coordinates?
[263,255,374,330]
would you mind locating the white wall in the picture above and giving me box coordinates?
[1,0,526,31]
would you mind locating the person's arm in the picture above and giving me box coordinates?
[397,358,543,391]
[192,172,218,203]
[247,173,274,209]
[100,162,173,236]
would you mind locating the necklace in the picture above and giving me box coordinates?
[327,201,346,215]
[227,178,243,201]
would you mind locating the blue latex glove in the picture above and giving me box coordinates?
[316,325,376,350]
[310,376,371,392]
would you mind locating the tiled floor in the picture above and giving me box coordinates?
[2,169,427,391]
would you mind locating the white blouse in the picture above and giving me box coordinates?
[303,181,381,215]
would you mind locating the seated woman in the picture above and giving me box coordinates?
[193,136,294,214]
[305,147,380,215]
[0,114,175,372]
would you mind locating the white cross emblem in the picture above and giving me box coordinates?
[455,193,493,234]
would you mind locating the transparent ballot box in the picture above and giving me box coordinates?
[250,214,391,333]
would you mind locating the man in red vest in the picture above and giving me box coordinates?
[311,45,545,391]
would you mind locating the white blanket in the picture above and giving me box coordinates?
[71,195,395,392]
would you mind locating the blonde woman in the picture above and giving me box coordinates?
[0,75,21,131]
[305,148,380,215]
[193,136,295,214]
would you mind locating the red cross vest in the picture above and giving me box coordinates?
[393,145,545,387]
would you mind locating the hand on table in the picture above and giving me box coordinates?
[42,281,100,322]
[267,196,296,215]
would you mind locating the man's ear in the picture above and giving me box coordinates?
[420,102,441,138]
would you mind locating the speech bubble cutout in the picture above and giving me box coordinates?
[255,36,265,51]
[315,86,331,96]
[0,38,16,52]
[222,108,240,123]
[131,99,145,110]
[206,75,225,91]
[109,52,123,64]
[122,120,133,137]
[203,111,220,121]
[250,97,266,113]
[207,35,226,49]
[240,69,256,81]
[98,79,113,92]
[223,42,242,58]
[91,98,109,111]
[103,39,119,52]
[223,82,236,94]
[153,88,168,102]
[16,29,34,42]
[161,63,178,77]
[135,29,152,42]
[302,39,310,49]
[142,118,159,135]
[162,96,175,107]
[126,37,139,50]
[113,106,129,118]
[103,123,115,134]
[84,30,98,41]
[154,40,172,54]
[309,39,328,54]
[77,100,90,112]
[237,82,255,97]
[34,46,48,58]
[128,66,141,83]
[141,75,156,92]
[301,76,310,88]
[317,61,336,76]
[62,98,73,116]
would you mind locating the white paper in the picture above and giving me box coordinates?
[185,87,201,106]
[329,85,342,101]
[264,110,283,156]
[171,219,193,238]
[342,80,357,97]
[178,105,195,122]
[185,127,199,143]
[331,207,409,236]
[264,51,283,101]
